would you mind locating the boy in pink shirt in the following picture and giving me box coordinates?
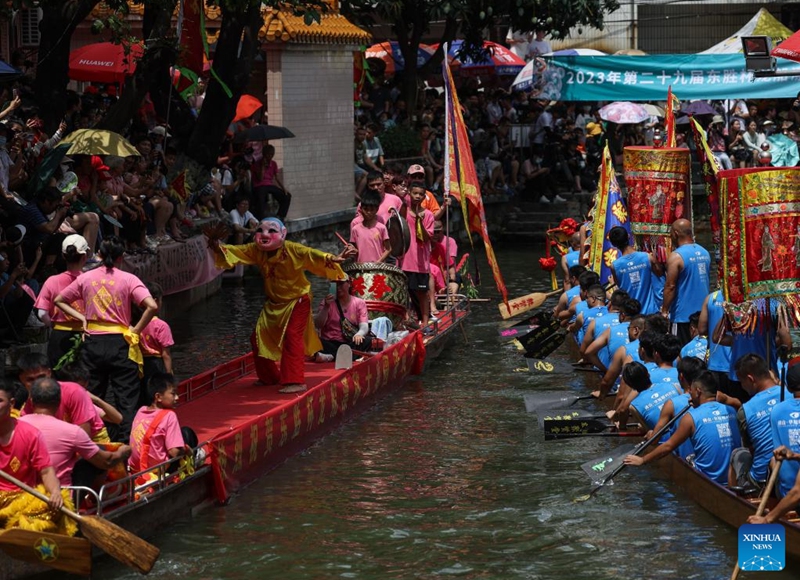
[402,182,435,327]
[351,171,404,226]
[349,188,390,263]
[129,373,186,474]
[139,282,175,401]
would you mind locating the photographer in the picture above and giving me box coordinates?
[18,186,71,271]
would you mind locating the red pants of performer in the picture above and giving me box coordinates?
[250,295,310,385]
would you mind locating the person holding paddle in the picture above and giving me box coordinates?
[624,371,741,486]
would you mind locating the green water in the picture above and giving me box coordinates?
[94,248,796,580]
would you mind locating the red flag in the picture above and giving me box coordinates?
[176,0,206,95]
[665,86,679,147]
[169,171,189,202]
[442,56,509,314]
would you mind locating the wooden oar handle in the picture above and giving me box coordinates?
[0,468,80,520]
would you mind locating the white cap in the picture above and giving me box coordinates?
[62,234,89,255]
[149,126,171,137]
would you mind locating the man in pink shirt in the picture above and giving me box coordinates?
[313,277,372,359]
[129,373,186,473]
[19,378,130,487]
[349,188,390,263]
[18,353,96,437]
[352,171,403,227]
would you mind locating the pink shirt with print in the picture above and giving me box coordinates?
[0,420,51,490]
[20,414,99,486]
[22,381,96,429]
[319,296,369,343]
[400,208,434,274]
[35,271,85,325]
[58,267,151,333]
[129,407,184,471]
[140,317,175,356]
[350,220,389,263]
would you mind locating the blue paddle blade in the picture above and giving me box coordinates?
[580,443,638,481]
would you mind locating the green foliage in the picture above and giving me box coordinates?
[380,125,421,159]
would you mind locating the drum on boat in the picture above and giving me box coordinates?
[343,262,408,327]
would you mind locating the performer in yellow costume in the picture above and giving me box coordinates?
[209,218,347,393]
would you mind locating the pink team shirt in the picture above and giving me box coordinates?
[129,407,184,471]
[140,317,175,356]
[318,296,369,343]
[0,420,51,490]
[401,209,434,274]
[20,414,99,486]
[350,221,389,263]
[22,381,96,429]
[430,263,445,292]
[35,271,85,325]
[58,267,151,334]
[352,192,404,227]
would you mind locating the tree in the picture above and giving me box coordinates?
[341,0,621,114]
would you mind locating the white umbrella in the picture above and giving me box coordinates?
[598,102,650,124]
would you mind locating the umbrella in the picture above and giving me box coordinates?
[598,102,649,124]
[233,124,295,143]
[773,27,800,62]
[69,42,144,83]
[232,95,264,123]
[642,104,665,117]
[766,133,800,167]
[511,50,604,91]
[0,60,21,80]
[679,101,717,116]
[545,48,607,56]
[61,129,139,157]
[444,40,526,77]
[365,42,435,76]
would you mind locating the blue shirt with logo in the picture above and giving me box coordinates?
[680,335,708,362]
[565,250,580,269]
[706,290,732,373]
[577,305,607,345]
[602,321,630,368]
[671,243,711,323]
[649,366,680,388]
[624,339,642,364]
[771,397,800,498]
[689,401,741,485]
[742,385,782,482]
[612,251,656,314]
[666,393,695,459]
[631,382,682,429]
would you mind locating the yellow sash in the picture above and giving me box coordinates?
[87,321,144,376]
[52,321,82,332]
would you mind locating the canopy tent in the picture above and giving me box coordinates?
[512,54,800,101]
[700,8,793,54]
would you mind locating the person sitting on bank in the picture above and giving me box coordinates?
[348,188,390,263]
[129,373,187,477]
[19,377,130,488]
[314,276,372,362]
[0,381,70,533]
[229,197,259,244]
[624,371,741,486]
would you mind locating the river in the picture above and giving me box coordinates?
[95,246,795,580]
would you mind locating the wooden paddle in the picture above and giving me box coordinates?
[543,418,643,440]
[574,404,691,502]
[0,468,160,574]
[523,391,607,413]
[730,459,783,580]
[499,289,561,320]
[0,528,91,575]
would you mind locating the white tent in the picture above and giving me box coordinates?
[700,8,793,54]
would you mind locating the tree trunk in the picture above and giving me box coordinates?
[96,1,177,134]
[184,2,262,170]
[34,1,99,133]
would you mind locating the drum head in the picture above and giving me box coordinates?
[387,212,410,258]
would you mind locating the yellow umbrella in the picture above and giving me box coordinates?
[61,129,139,157]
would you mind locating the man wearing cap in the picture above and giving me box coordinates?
[406,165,449,220]
[707,115,732,170]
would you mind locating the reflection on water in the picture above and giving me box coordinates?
[95,250,796,579]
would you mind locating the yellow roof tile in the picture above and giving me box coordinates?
[259,8,371,45]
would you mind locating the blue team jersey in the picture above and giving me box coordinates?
[577,305,607,345]
[680,336,708,362]
[666,393,695,459]
[671,243,711,323]
[602,322,630,368]
[565,250,580,269]
[729,321,777,381]
[706,290,732,373]
[651,272,665,313]
[742,385,782,482]
[624,339,642,364]
[771,398,800,498]
[649,366,680,388]
[631,382,682,429]
[592,312,619,341]
[689,402,741,485]
[612,252,655,314]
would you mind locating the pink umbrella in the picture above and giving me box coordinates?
[69,42,144,83]
[598,101,649,124]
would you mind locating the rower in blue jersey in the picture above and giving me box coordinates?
[770,365,800,500]
[553,265,585,321]
[568,284,607,346]
[557,270,598,325]
[609,226,663,315]
[579,290,627,357]
[700,289,733,398]
[649,334,681,387]
[679,312,707,362]
[560,232,582,291]
[616,361,682,430]
[585,299,641,372]
[661,219,711,346]
[625,371,741,486]
[726,354,782,490]
[649,357,707,459]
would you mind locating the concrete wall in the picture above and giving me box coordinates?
[266,44,356,221]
